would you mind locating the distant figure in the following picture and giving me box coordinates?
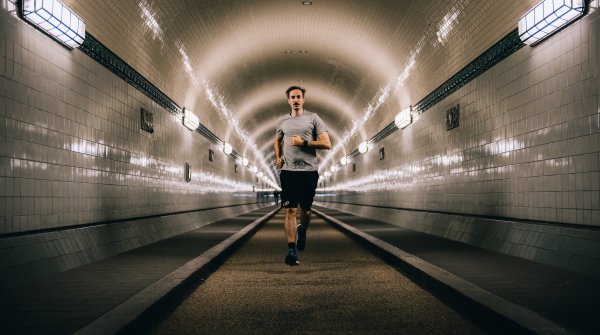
[273,190,280,205]
[274,86,331,266]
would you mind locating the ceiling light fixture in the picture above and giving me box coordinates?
[204,82,278,189]
[302,1,313,5]
[223,142,233,155]
[394,107,412,129]
[21,0,86,49]
[319,85,391,171]
[518,0,586,46]
[183,108,200,131]
[358,142,369,154]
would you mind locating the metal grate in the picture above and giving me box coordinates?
[414,29,524,114]
[79,33,181,115]
[79,33,226,149]
[369,121,398,145]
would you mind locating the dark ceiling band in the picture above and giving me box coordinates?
[78,33,257,168]
[367,29,524,147]
[79,33,226,147]
[79,33,182,116]
[414,29,524,114]
[78,29,524,151]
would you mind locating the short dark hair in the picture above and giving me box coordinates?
[286,86,306,98]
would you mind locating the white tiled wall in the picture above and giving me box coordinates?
[322,7,600,227]
[0,8,263,235]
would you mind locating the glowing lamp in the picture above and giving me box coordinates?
[358,141,368,154]
[518,0,585,46]
[183,108,199,131]
[223,142,233,155]
[21,0,86,49]
[340,156,348,166]
[394,107,412,129]
[242,157,249,166]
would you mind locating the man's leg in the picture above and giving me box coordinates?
[299,208,311,229]
[296,208,310,251]
[284,207,298,244]
[284,207,299,266]
[296,171,318,252]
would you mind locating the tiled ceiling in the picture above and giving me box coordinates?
[63,0,537,165]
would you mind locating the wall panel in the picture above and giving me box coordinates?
[322,8,600,227]
[0,8,265,236]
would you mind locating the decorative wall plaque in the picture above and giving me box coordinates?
[184,162,191,182]
[141,108,154,133]
[379,147,385,160]
[208,149,214,162]
[445,104,459,131]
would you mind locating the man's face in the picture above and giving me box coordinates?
[288,89,304,111]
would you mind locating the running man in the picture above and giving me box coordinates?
[274,86,331,266]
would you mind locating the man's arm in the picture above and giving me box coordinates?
[274,134,283,169]
[314,131,332,149]
[290,132,331,150]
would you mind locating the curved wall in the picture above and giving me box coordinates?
[0,8,268,236]
[321,9,600,227]
[318,7,600,275]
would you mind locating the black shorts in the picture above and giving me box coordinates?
[279,170,319,211]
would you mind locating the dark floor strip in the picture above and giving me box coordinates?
[0,206,278,335]
[314,206,599,335]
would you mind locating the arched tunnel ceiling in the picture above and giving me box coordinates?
[64,0,537,170]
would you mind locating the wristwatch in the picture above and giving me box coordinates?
[302,140,308,148]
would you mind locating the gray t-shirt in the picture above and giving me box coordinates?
[276,111,327,171]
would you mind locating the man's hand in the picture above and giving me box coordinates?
[276,157,283,169]
[290,135,304,146]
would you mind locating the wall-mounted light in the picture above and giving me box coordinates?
[183,108,199,131]
[223,142,233,155]
[394,107,412,129]
[518,0,585,46]
[242,157,249,166]
[21,0,86,49]
[358,141,369,154]
[340,156,348,166]
[251,166,258,173]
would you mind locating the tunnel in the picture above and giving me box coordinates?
[1,0,600,334]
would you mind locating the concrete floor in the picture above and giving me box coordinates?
[153,211,485,334]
